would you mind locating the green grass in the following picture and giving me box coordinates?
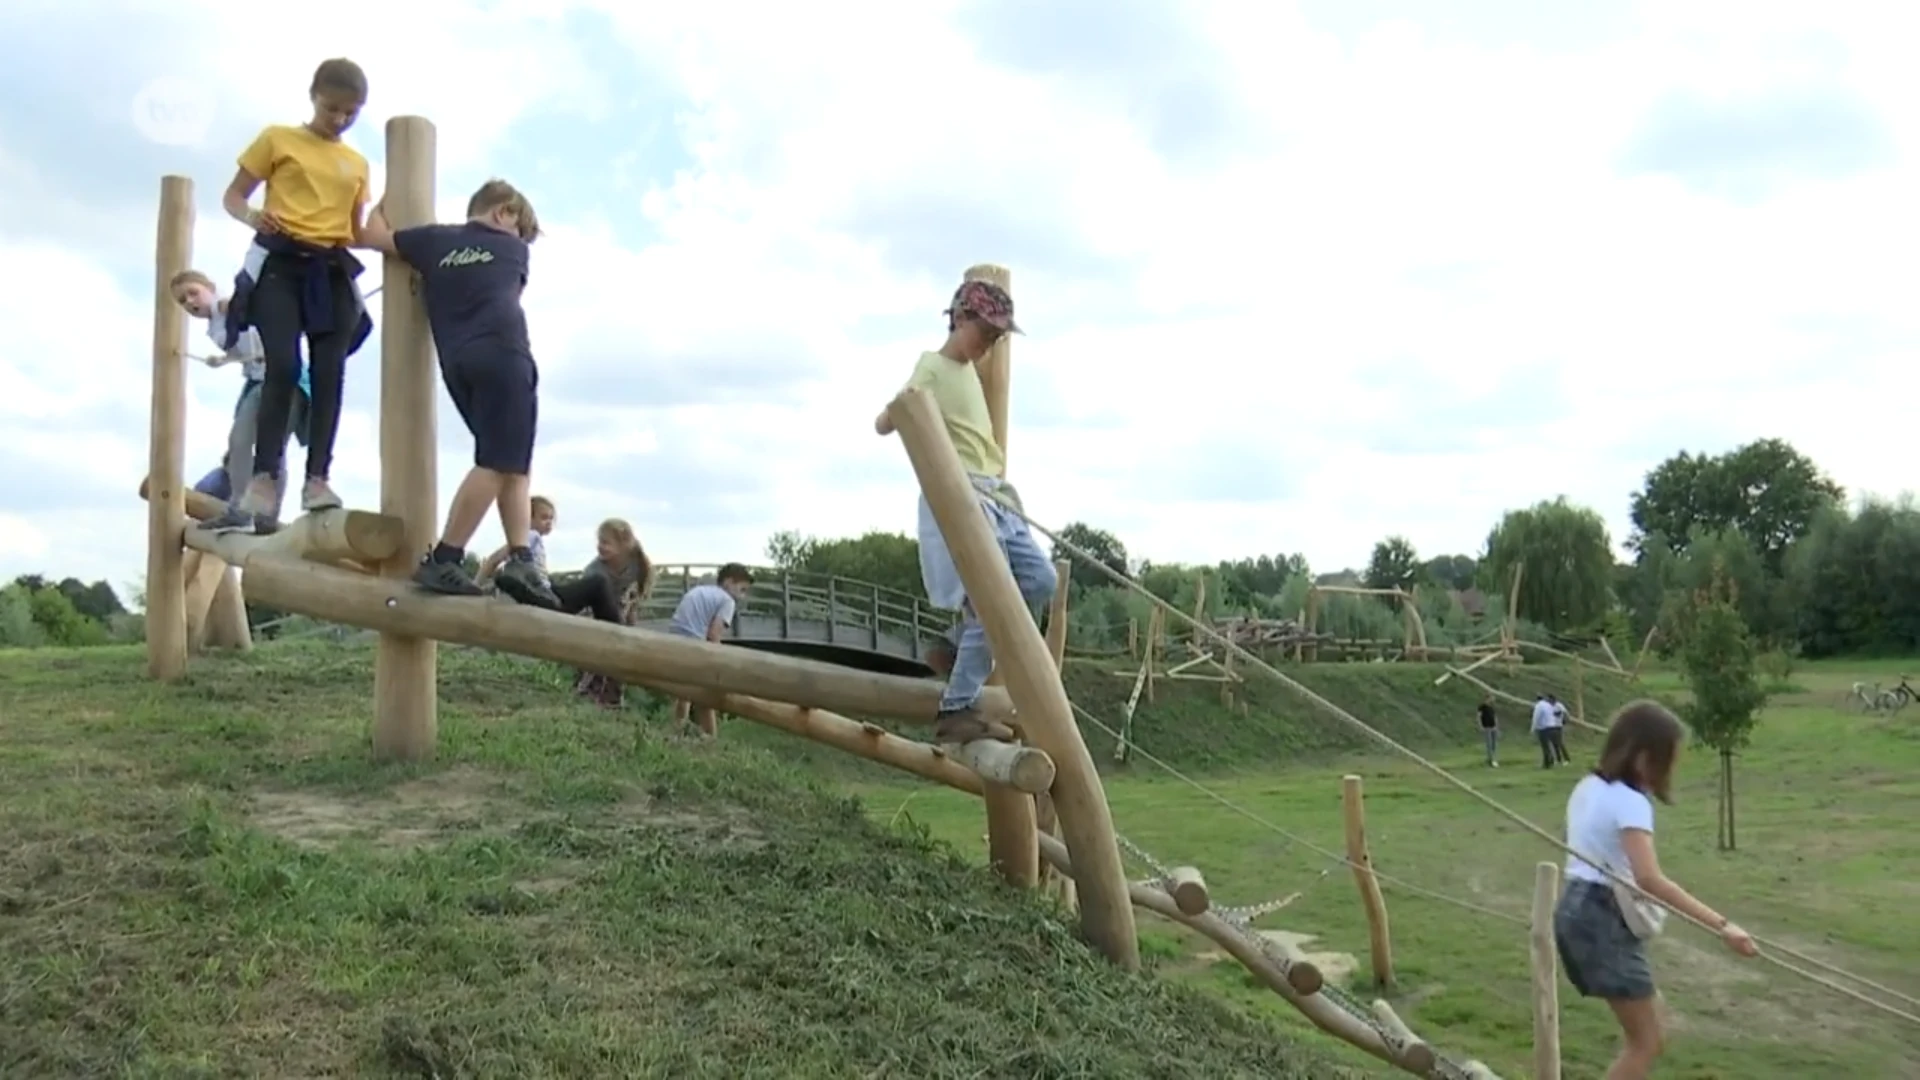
[854,657,1920,1079]
[5,643,1917,1079]
[0,643,1359,1079]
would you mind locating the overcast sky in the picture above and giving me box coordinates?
[1,1,1913,598]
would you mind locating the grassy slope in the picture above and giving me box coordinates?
[0,643,1352,1080]
[853,661,1920,1079]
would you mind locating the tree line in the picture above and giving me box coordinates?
[0,575,135,647]
[765,438,1916,658]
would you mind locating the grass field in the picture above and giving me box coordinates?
[856,659,1920,1078]
[0,643,1350,1079]
[3,642,1916,1078]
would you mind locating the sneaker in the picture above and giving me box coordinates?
[496,557,562,611]
[302,478,343,513]
[413,557,484,597]
[201,483,278,535]
[933,707,1015,744]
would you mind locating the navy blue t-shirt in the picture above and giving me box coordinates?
[392,222,532,366]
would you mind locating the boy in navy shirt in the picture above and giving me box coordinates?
[358,179,559,608]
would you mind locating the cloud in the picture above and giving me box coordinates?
[1620,87,1895,200]
[1,0,1917,607]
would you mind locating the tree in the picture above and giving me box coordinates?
[1782,498,1920,657]
[1422,554,1479,592]
[1480,497,1615,632]
[1363,536,1421,594]
[1214,553,1307,607]
[1668,566,1768,851]
[1050,522,1130,593]
[1628,438,1842,569]
[763,529,925,599]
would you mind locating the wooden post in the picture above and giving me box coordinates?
[891,388,1138,969]
[1573,662,1586,728]
[1530,861,1562,1080]
[1145,608,1159,703]
[371,116,439,762]
[146,174,193,682]
[1127,616,1137,659]
[204,567,253,651]
[1342,774,1394,987]
[1043,557,1077,910]
[963,263,1040,892]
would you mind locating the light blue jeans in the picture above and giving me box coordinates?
[939,506,1058,713]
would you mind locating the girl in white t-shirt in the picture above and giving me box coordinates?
[1554,701,1758,1079]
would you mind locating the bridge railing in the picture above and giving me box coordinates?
[564,563,955,650]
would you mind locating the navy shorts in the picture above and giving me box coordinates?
[442,351,537,474]
[1554,879,1655,1000]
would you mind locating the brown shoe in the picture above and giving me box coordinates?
[934,707,1015,744]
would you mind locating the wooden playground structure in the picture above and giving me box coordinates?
[140,119,1512,1078]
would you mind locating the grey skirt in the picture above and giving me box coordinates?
[1554,878,1655,1000]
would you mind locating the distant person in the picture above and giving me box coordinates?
[203,58,375,534]
[1555,701,1756,1079]
[1531,694,1564,769]
[358,179,558,611]
[1546,694,1572,764]
[873,278,1054,744]
[1476,694,1499,767]
[667,563,753,736]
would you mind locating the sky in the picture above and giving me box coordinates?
[1,0,1914,600]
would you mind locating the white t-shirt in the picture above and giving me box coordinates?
[671,583,737,639]
[207,306,267,383]
[1564,773,1655,885]
[1531,699,1560,732]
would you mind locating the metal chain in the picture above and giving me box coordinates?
[1114,830,1173,879]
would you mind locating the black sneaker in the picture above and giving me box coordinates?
[495,558,562,610]
[413,557,484,596]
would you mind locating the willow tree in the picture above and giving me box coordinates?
[1481,497,1615,632]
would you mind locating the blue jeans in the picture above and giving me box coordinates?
[1482,727,1499,764]
[939,507,1058,713]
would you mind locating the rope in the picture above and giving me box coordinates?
[1073,703,1528,929]
[986,492,1920,1027]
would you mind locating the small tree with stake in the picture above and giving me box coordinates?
[1666,562,1769,850]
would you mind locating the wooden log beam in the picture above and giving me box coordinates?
[1030,833,1470,1076]
[374,114,441,763]
[891,387,1137,970]
[1042,555,1076,911]
[172,551,1016,728]
[647,681,1054,794]
[181,549,226,652]
[141,479,406,564]
[1163,865,1210,916]
[1531,861,1562,1080]
[1367,1000,1437,1075]
[146,174,193,682]
[203,566,252,651]
[1343,774,1395,989]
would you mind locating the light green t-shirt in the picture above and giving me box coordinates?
[905,351,1004,478]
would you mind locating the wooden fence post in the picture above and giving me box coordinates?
[1531,861,1562,1079]
[1342,774,1394,987]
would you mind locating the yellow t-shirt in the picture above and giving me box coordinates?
[236,125,369,247]
[905,351,1004,478]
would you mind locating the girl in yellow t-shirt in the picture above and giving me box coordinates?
[204,58,372,535]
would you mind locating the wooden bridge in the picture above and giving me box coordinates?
[565,563,957,677]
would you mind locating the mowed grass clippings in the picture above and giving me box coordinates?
[0,642,1351,1079]
[861,658,1920,1079]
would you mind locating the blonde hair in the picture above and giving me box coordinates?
[168,269,214,296]
[530,495,555,516]
[597,518,653,599]
[468,178,542,242]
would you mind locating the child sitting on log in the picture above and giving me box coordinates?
[357,179,559,611]
[873,279,1054,745]
[202,58,375,535]
[666,563,753,736]
[172,269,308,519]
